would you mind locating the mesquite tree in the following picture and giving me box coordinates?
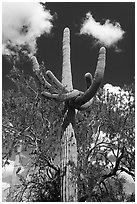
[31,27,106,202]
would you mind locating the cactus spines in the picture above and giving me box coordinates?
[31,27,106,201]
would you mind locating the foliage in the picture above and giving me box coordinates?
[2,65,63,164]
[125,193,135,202]
[2,65,63,201]
[6,149,60,202]
[2,64,135,202]
[76,84,135,201]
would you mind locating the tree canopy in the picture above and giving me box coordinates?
[2,62,135,202]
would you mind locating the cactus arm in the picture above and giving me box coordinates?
[62,27,73,91]
[46,70,68,92]
[84,72,93,89]
[31,56,40,72]
[41,89,80,101]
[73,47,106,107]
[31,47,106,111]
[31,56,52,89]
[77,98,94,111]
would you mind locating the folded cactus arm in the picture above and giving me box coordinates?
[73,47,106,107]
[77,98,94,111]
[46,70,68,93]
[84,72,93,90]
[41,89,81,101]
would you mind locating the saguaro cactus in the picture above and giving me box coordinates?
[31,27,106,201]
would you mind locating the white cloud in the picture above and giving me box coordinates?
[2,182,10,189]
[103,83,121,95]
[80,12,125,51]
[2,159,25,179]
[2,161,14,201]
[2,2,53,56]
[2,160,14,178]
[2,182,10,202]
[119,171,135,195]
[103,83,134,112]
[120,172,134,183]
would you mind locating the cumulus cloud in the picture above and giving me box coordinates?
[2,2,53,56]
[119,172,135,195]
[103,83,121,94]
[2,160,14,178]
[103,83,134,110]
[80,12,125,51]
[2,182,10,202]
[104,83,134,101]
[2,159,25,179]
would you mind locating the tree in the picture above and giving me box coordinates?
[2,63,63,201]
[3,61,134,201]
[76,84,135,201]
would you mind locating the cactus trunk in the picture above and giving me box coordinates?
[61,107,78,201]
[61,28,78,201]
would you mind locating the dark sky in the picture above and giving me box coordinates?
[2,2,135,91]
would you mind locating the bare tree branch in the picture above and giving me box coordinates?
[99,145,125,183]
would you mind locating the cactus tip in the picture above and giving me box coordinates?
[64,27,70,33]
[85,72,91,78]
[99,47,106,54]
[46,70,51,75]
[30,55,35,60]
